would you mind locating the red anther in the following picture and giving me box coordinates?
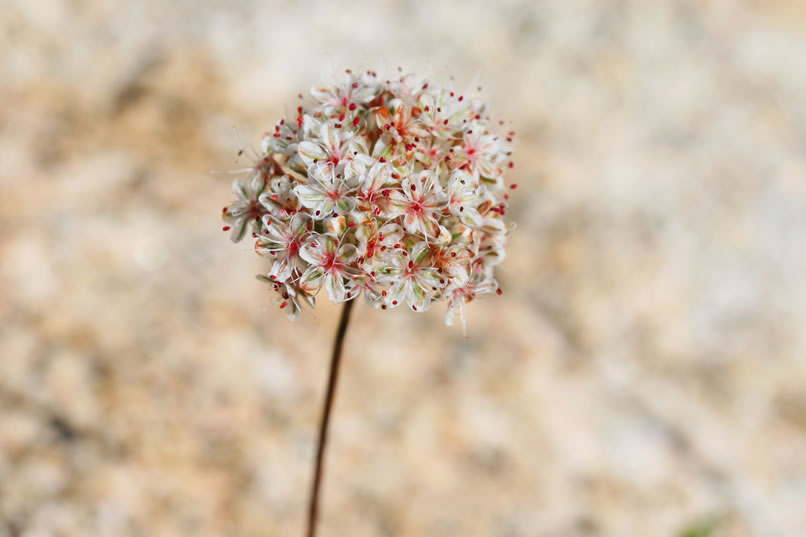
[439,279,445,284]
[352,82,358,88]
[335,123,342,128]
[381,304,387,310]
[222,207,228,212]
[410,184,416,191]
[269,275,277,280]
[458,96,463,101]
[222,226,231,231]
[422,83,428,89]
[298,116,303,127]
[424,106,430,111]
[382,290,387,296]
[275,125,280,132]
[391,173,399,179]
[508,162,514,168]
[496,288,503,295]
[353,117,360,126]
[510,183,518,189]
[297,106,303,113]
[374,207,382,216]
[348,221,356,227]
[349,103,356,111]
[412,305,417,311]
[315,210,321,216]
[339,114,345,121]
[379,157,386,163]
[408,261,414,269]
[475,114,481,119]
[273,133,281,137]
[443,119,448,125]
[450,92,454,97]
[392,300,398,305]
[280,301,288,309]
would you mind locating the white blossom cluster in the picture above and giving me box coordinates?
[221,69,516,329]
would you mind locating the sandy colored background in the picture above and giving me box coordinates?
[2,1,805,536]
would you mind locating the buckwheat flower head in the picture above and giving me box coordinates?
[220,69,516,330]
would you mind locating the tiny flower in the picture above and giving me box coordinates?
[258,175,300,220]
[256,212,311,282]
[452,131,508,184]
[444,264,498,333]
[386,170,448,237]
[445,169,483,227]
[298,124,369,175]
[293,164,357,220]
[299,234,359,302]
[222,174,269,242]
[379,241,444,312]
[311,72,381,115]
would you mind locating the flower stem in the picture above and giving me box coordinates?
[305,299,354,537]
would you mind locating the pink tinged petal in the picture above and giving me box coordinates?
[319,124,341,153]
[458,206,483,227]
[478,160,500,179]
[270,258,293,282]
[385,280,406,306]
[229,216,250,243]
[294,184,326,207]
[299,241,326,266]
[289,213,311,235]
[299,265,325,294]
[411,242,430,263]
[403,211,421,234]
[347,135,370,156]
[336,243,358,263]
[250,173,268,195]
[417,269,444,289]
[325,273,349,303]
[407,280,431,312]
[386,191,409,216]
[232,178,251,201]
[298,141,328,167]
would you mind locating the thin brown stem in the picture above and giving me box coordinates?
[305,299,355,537]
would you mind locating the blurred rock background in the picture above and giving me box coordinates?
[1,1,805,536]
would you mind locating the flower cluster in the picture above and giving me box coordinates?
[221,69,516,329]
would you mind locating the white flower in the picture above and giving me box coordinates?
[299,234,359,302]
[222,174,269,242]
[386,170,448,237]
[293,164,357,220]
[256,213,311,282]
[378,242,445,312]
[219,68,516,328]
